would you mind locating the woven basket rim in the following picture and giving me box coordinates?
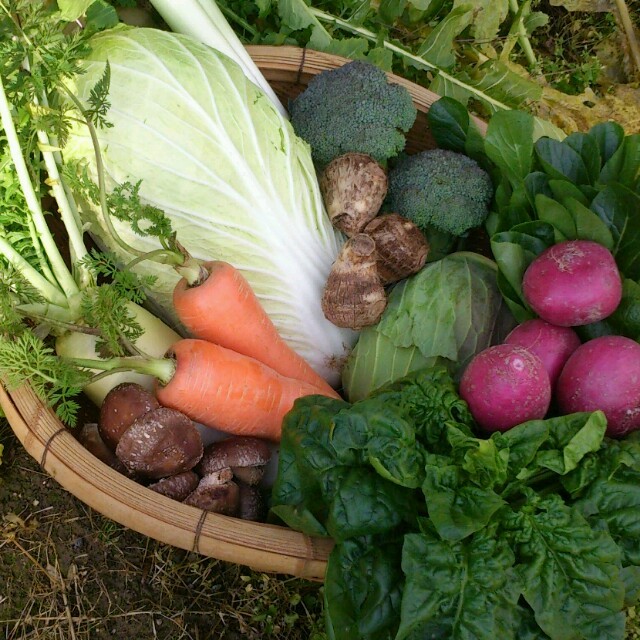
[0,45,480,580]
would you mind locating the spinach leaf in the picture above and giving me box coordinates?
[397,525,521,640]
[270,395,348,535]
[325,467,417,542]
[332,403,424,488]
[535,137,591,185]
[324,535,404,640]
[573,435,640,567]
[423,454,505,541]
[590,185,640,280]
[504,494,625,640]
[513,411,607,480]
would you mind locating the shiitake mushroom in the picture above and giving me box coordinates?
[99,382,160,450]
[115,407,203,479]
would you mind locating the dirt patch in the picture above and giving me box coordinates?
[0,429,326,640]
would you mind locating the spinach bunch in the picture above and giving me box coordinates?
[426,98,640,340]
[270,366,640,640]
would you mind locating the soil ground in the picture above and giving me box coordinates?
[0,426,326,640]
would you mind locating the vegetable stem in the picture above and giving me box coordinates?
[0,237,69,308]
[64,354,176,386]
[62,89,148,260]
[0,76,80,299]
[148,0,287,117]
[507,0,537,67]
[308,7,511,111]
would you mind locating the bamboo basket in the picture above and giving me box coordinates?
[0,46,485,581]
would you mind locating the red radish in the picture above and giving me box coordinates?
[522,240,622,326]
[504,319,581,387]
[460,344,551,432]
[556,335,640,437]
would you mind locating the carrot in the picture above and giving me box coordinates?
[155,338,338,441]
[173,260,338,396]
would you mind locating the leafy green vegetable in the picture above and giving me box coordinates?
[64,26,355,386]
[272,365,638,640]
[341,252,515,401]
[428,98,640,322]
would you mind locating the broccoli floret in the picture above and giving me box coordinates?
[384,149,494,237]
[289,60,417,167]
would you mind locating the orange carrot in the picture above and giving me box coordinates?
[154,339,339,441]
[173,260,338,396]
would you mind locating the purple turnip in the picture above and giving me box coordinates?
[556,335,640,436]
[522,240,622,326]
[459,344,551,432]
[504,319,581,387]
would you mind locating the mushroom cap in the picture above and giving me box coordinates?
[147,471,200,501]
[197,436,272,481]
[183,470,240,515]
[115,407,203,479]
[99,382,160,450]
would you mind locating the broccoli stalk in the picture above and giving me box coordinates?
[289,60,417,167]
[384,148,494,237]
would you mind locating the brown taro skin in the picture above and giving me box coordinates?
[459,344,551,432]
[557,335,640,437]
[522,240,622,327]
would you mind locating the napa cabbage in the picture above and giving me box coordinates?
[64,27,355,385]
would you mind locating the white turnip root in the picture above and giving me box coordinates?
[556,335,640,436]
[459,344,551,432]
[504,319,581,387]
[522,240,622,326]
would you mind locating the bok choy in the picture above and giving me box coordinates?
[63,27,356,385]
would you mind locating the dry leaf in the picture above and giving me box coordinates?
[534,84,640,133]
[549,0,613,11]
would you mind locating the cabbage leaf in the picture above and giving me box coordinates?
[342,252,515,401]
[64,27,355,385]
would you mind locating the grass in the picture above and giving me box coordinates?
[0,433,327,640]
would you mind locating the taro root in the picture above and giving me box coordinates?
[99,382,160,450]
[115,407,203,479]
[321,233,387,330]
[148,471,200,501]
[238,484,265,522]
[364,213,429,284]
[319,153,388,236]
[183,469,240,515]
[197,436,272,486]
